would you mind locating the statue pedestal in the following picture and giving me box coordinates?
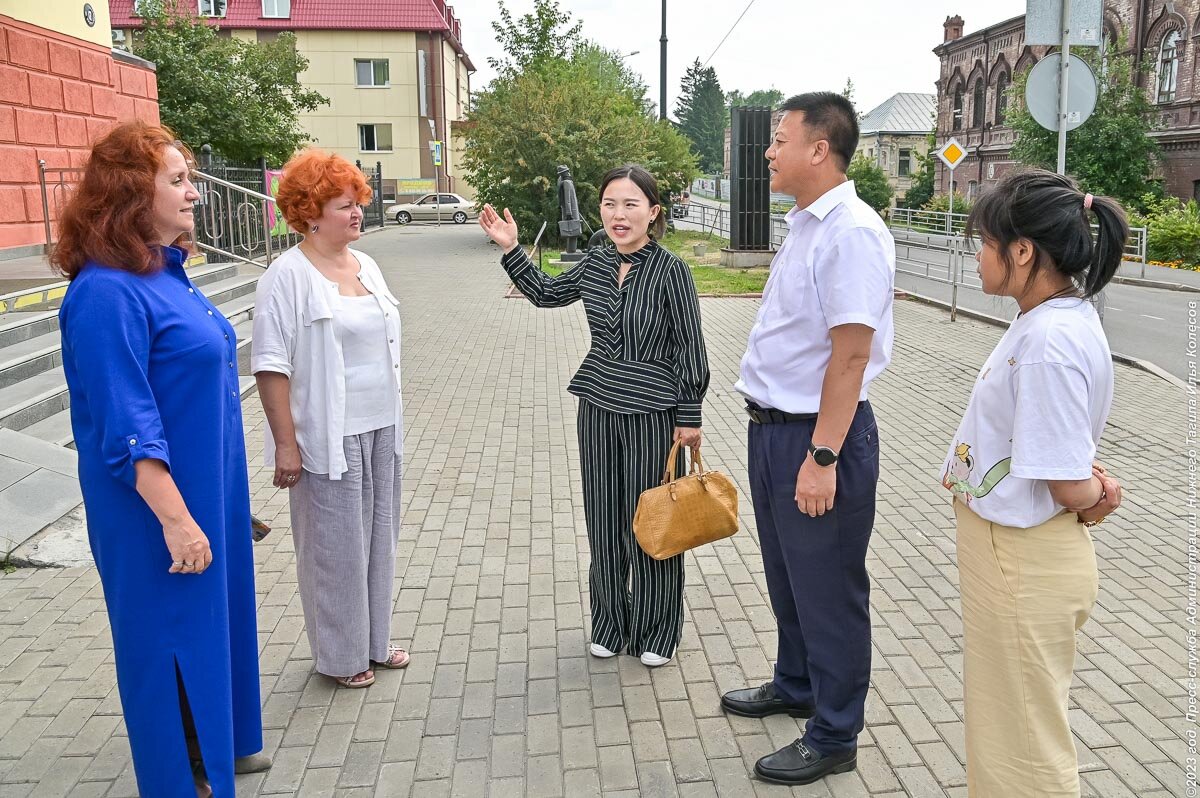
[558,252,586,263]
[719,248,776,268]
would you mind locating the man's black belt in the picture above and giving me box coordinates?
[745,401,818,424]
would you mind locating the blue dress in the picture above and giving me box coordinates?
[59,245,262,797]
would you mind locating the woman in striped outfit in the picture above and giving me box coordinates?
[479,165,710,667]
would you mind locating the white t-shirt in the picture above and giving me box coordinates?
[941,298,1113,528]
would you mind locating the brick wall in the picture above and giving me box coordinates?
[0,14,159,253]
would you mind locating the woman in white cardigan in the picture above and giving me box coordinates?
[252,149,408,689]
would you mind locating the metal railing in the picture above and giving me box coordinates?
[191,168,301,268]
[37,161,87,254]
[889,207,1150,275]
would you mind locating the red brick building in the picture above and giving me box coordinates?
[934,3,1200,201]
[1,6,158,256]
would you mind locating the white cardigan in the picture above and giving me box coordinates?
[250,246,403,479]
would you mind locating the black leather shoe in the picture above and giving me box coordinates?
[754,738,856,786]
[720,682,814,719]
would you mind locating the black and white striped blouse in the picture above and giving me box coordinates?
[501,240,710,426]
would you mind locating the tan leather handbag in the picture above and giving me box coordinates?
[633,440,739,560]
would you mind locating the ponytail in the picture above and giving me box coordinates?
[1082,194,1130,298]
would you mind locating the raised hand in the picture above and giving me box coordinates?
[479,204,520,253]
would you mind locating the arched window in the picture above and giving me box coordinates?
[952,85,964,130]
[1158,30,1181,104]
[972,80,986,127]
[995,73,1009,125]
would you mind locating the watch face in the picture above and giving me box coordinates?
[813,447,838,467]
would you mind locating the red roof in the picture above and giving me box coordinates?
[109,0,471,62]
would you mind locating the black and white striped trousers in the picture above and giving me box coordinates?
[577,399,686,658]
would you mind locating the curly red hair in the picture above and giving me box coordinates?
[51,121,193,280]
[275,149,372,233]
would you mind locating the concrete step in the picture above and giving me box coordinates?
[0,335,62,392]
[196,272,259,308]
[189,261,239,288]
[0,367,68,431]
[0,310,58,351]
[20,408,74,448]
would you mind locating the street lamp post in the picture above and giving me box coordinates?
[601,50,639,81]
[660,0,668,120]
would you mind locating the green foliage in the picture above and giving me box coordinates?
[1128,195,1200,264]
[900,130,937,209]
[486,0,582,80]
[464,2,697,245]
[675,60,726,173]
[841,78,856,104]
[846,155,893,213]
[922,192,973,216]
[1007,38,1159,205]
[727,88,784,109]
[133,0,327,164]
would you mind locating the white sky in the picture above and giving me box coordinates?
[447,1,1029,118]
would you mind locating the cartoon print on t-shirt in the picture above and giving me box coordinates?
[941,442,1012,502]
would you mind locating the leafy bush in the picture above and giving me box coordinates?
[921,192,973,216]
[1133,198,1200,265]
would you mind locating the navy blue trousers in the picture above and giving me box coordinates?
[748,402,879,756]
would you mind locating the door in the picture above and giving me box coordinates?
[413,195,438,220]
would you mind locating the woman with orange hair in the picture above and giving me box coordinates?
[54,120,266,796]
[251,148,408,688]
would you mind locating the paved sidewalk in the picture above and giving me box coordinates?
[0,224,1188,797]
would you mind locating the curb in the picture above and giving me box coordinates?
[1111,274,1200,293]
[897,289,1187,390]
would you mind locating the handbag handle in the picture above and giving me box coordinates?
[661,439,703,485]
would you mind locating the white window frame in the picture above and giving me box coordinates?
[355,59,390,88]
[358,124,393,153]
[198,0,227,18]
[1158,30,1181,104]
[262,0,290,19]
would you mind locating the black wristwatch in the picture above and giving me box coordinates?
[809,443,839,467]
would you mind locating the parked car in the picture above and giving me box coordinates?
[386,193,477,225]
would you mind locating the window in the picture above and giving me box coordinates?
[198,0,226,17]
[972,80,985,127]
[439,195,458,204]
[111,29,129,51]
[262,0,290,18]
[995,73,1009,125]
[898,149,911,177]
[968,180,979,200]
[355,59,390,87]
[1158,30,1181,104]
[952,86,964,131]
[416,195,436,205]
[358,124,393,152]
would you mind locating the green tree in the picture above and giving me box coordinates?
[847,155,893,213]
[133,0,327,163]
[727,88,784,108]
[487,0,583,80]
[675,60,726,173]
[841,78,856,104]
[464,3,697,245]
[1007,38,1159,205]
[900,131,937,209]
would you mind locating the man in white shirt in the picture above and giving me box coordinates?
[719,92,895,786]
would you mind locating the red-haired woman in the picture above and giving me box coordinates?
[251,149,408,689]
[54,121,266,797]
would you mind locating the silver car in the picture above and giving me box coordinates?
[386,193,477,225]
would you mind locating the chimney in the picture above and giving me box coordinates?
[944,15,965,42]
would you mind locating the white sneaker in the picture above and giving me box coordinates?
[640,652,670,668]
[589,642,617,658]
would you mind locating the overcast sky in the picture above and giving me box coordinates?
[447,1,1029,117]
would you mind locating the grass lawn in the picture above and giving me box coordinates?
[529,229,768,295]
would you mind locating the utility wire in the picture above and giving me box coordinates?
[701,0,758,68]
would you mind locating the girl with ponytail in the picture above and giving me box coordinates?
[941,169,1126,796]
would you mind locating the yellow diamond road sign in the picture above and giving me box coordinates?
[937,138,967,171]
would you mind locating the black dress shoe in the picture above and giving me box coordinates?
[720,682,814,719]
[755,738,856,786]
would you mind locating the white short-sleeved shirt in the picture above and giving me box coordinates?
[942,298,1113,528]
[251,246,403,479]
[735,180,896,414]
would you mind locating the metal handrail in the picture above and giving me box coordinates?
[191,169,274,202]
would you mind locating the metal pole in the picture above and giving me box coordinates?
[659,0,667,121]
[947,169,954,236]
[1056,0,1071,175]
[38,160,52,254]
[950,238,960,322]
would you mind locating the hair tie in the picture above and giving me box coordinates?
[1083,193,1094,210]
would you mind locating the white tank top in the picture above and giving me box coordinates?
[333,293,395,436]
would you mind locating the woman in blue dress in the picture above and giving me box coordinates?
[52,121,266,796]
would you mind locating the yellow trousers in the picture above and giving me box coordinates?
[954,500,1098,797]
